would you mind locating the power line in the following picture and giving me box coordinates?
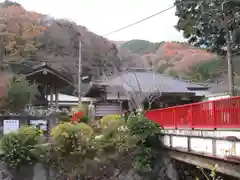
[103,5,175,36]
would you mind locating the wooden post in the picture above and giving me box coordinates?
[50,86,53,108]
[0,35,4,70]
[54,86,59,109]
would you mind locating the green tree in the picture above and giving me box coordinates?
[157,63,173,74]
[121,39,163,55]
[187,59,223,82]
[0,0,22,8]
[175,0,240,55]
[164,68,179,78]
[0,75,39,112]
[0,126,43,180]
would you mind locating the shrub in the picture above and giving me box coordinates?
[71,104,88,116]
[71,111,90,124]
[0,126,43,168]
[71,111,85,122]
[95,117,137,166]
[100,114,121,129]
[51,122,93,141]
[127,111,162,173]
[48,122,96,178]
[59,111,71,123]
[0,75,39,112]
[101,117,127,141]
[80,115,90,124]
[127,112,161,140]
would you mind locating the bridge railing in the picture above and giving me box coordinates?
[145,96,240,129]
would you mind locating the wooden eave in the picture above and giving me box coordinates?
[25,64,73,88]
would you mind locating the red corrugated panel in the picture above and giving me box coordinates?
[145,96,240,129]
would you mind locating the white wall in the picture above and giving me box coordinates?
[208,95,230,101]
[162,129,240,159]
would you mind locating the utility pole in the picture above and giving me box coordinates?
[0,35,4,70]
[226,29,234,96]
[222,1,235,96]
[78,37,82,104]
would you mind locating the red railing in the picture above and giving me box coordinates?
[145,96,240,129]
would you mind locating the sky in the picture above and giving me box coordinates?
[10,0,186,43]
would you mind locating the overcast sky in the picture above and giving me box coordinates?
[11,0,185,42]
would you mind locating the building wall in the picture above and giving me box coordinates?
[94,101,122,118]
[205,93,230,101]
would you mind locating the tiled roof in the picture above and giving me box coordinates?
[103,70,208,94]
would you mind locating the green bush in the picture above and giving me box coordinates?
[100,114,121,129]
[51,122,93,141]
[80,115,90,123]
[71,104,90,123]
[0,75,39,112]
[101,117,126,138]
[127,111,162,173]
[127,112,162,140]
[48,122,96,177]
[71,104,89,116]
[95,117,137,165]
[59,111,71,123]
[0,126,43,168]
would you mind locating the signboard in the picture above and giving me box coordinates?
[3,120,19,134]
[30,120,47,131]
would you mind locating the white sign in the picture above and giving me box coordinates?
[30,120,47,131]
[3,120,19,134]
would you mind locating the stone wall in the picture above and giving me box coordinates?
[174,160,238,180]
[0,163,46,180]
[82,152,180,180]
[0,154,237,180]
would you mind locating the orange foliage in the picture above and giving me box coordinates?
[0,5,47,61]
[160,42,217,71]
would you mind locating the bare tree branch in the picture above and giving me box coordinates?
[119,69,164,111]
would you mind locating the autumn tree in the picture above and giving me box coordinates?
[0,1,46,63]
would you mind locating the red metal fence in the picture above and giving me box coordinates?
[145,96,240,129]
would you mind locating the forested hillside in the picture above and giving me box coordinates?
[0,0,136,83]
[118,40,220,81]
[120,40,163,55]
[2,0,238,87]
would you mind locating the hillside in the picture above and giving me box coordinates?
[0,1,140,84]
[0,1,229,87]
[35,19,122,80]
[118,40,218,78]
[120,40,163,55]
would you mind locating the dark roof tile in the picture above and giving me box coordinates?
[104,71,208,93]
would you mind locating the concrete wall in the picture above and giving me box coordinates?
[161,129,240,178]
[163,129,240,157]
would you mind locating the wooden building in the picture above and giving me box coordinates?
[46,93,97,109]
[85,68,210,118]
[24,63,73,108]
